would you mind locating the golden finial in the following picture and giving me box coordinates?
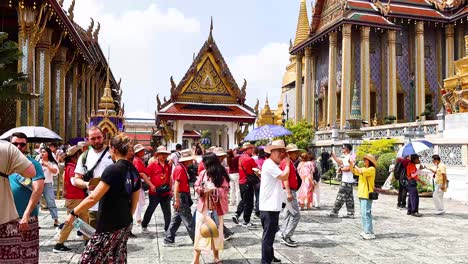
[98,51,116,113]
[68,0,75,21]
[86,18,94,37]
[93,22,101,41]
[208,16,214,42]
[294,0,310,46]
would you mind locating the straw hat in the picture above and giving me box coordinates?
[155,145,170,155]
[240,142,254,151]
[265,140,286,154]
[205,146,217,153]
[178,149,196,162]
[200,216,219,238]
[213,147,227,157]
[363,154,378,167]
[133,144,145,154]
[77,141,89,148]
[66,146,81,157]
[285,143,301,153]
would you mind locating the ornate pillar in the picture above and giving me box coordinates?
[72,65,79,138]
[295,53,303,122]
[457,25,465,59]
[415,21,426,118]
[87,71,92,119]
[445,24,455,78]
[360,27,371,123]
[310,52,317,126]
[387,30,397,118]
[340,24,352,129]
[304,47,313,123]
[52,47,68,140]
[35,28,53,128]
[327,32,338,127]
[81,65,87,136]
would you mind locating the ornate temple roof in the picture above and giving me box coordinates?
[156,19,256,124]
[291,0,468,54]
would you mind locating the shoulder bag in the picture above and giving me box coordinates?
[367,177,379,200]
[241,160,260,186]
[82,147,110,182]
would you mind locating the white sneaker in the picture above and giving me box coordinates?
[141,227,149,234]
[435,210,446,215]
[362,233,376,240]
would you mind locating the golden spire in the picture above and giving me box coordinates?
[208,16,214,43]
[98,57,116,113]
[294,0,310,47]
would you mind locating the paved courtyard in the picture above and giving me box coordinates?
[38,183,468,264]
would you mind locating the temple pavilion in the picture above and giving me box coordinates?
[283,0,468,129]
[155,21,256,150]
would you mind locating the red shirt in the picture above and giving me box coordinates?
[406,163,420,181]
[280,160,298,190]
[64,162,86,199]
[133,157,146,174]
[198,161,205,175]
[146,160,172,196]
[228,156,240,174]
[238,154,257,184]
[173,163,190,193]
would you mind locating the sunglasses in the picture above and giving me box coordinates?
[12,142,27,148]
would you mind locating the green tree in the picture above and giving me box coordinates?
[0,32,37,133]
[356,138,397,161]
[284,119,314,150]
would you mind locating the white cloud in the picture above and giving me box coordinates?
[230,42,290,109]
[62,0,201,117]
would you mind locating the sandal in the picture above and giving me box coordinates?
[214,259,222,264]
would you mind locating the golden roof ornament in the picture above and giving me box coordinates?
[294,0,310,47]
[208,16,214,43]
[86,18,94,38]
[98,59,116,114]
[68,0,75,21]
[93,22,101,41]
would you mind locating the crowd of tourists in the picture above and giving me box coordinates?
[0,126,449,264]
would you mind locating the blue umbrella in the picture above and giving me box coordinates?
[244,125,292,141]
[397,140,433,157]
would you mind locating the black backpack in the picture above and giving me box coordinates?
[394,161,407,181]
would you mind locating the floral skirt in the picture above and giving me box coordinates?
[194,210,224,251]
[297,179,313,205]
[79,224,131,264]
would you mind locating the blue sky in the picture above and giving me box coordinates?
[64,0,304,118]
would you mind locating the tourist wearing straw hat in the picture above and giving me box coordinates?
[141,146,172,234]
[350,154,377,240]
[132,144,148,227]
[279,143,302,247]
[164,149,196,245]
[233,142,258,228]
[260,140,290,263]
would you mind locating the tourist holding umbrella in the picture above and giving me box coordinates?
[406,154,427,217]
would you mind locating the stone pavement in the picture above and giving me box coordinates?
[38,183,468,264]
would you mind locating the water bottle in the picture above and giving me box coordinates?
[73,218,95,238]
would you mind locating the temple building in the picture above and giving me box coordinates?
[284,0,468,129]
[256,97,287,126]
[155,21,256,150]
[0,0,122,140]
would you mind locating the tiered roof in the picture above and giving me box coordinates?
[156,21,256,124]
[291,0,468,54]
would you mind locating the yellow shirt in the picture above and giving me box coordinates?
[352,166,376,199]
[431,162,447,185]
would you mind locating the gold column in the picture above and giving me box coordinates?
[387,30,397,118]
[71,65,79,138]
[36,28,54,128]
[81,65,87,136]
[310,52,316,126]
[295,53,303,122]
[304,47,313,123]
[53,47,68,140]
[457,25,465,59]
[87,72,91,118]
[327,32,338,127]
[415,21,425,117]
[445,24,455,78]
[360,27,371,123]
[340,24,352,129]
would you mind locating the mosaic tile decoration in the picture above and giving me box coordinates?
[396,25,411,121]
[424,24,440,113]
[353,29,361,97]
[370,30,382,117]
